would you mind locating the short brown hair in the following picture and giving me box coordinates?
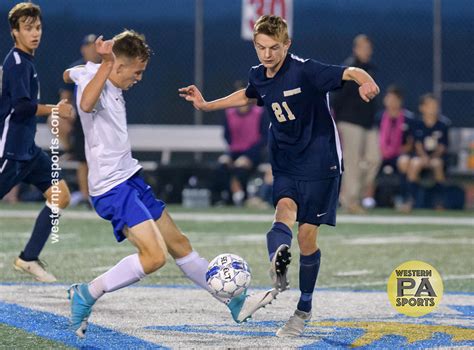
[253,15,289,43]
[386,85,404,100]
[113,30,152,62]
[8,2,41,32]
[419,93,437,106]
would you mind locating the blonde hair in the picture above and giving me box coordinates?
[253,15,289,44]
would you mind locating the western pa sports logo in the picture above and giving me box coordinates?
[387,260,444,317]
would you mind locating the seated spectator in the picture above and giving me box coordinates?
[377,85,415,207]
[214,82,268,206]
[405,93,449,211]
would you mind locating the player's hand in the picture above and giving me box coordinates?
[359,82,380,102]
[95,35,115,63]
[57,99,76,120]
[178,85,208,111]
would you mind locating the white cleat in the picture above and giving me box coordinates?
[276,309,312,337]
[270,244,291,292]
[13,257,57,283]
[228,288,279,323]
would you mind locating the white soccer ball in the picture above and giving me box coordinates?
[206,253,251,298]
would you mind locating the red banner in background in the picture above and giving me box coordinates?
[241,0,293,41]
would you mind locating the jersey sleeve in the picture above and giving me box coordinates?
[7,63,32,104]
[68,65,90,86]
[245,82,264,106]
[303,59,347,93]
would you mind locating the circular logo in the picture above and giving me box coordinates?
[387,260,443,317]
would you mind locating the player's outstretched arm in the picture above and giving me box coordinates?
[36,100,75,120]
[80,36,115,113]
[342,67,380,102]
[178,86,254,112]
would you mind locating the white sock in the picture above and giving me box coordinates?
[175,251,231,304]
[175,251,209,290]
[88,253,146,300]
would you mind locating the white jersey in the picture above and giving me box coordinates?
[69,62,141,196]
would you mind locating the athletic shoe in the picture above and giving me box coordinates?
[276,309,312,337]
[67,283,96,338]
[270,244,291,291]
[13,257,57,282]
[228,288,279,323]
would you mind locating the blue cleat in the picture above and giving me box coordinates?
[67,283,96,338]
[228,288,279,323]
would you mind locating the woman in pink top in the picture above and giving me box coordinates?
[377,85,415,206]
[214,83,268,206]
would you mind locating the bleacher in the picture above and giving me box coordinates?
[36,124,227,171]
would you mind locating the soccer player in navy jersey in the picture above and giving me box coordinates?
[0,3,74,282]
[179,15,379,336]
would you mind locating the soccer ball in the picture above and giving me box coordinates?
[206,253,251,298]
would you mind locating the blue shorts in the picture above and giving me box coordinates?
[272,175,341,226]
[0,149,59,198]
[91,172,166,242]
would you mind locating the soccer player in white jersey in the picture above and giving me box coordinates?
[64,31,276,338]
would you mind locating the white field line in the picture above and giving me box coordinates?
[343,236,474,245]
[1,210,473,226]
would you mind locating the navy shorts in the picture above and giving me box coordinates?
[90,172,166,242]
[272,175,341,226]
[0,149,59,198]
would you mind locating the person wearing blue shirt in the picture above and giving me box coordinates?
[179,15,379,337]
[0,3,74,281]
[405,93,449,211]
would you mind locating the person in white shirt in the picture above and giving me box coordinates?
[64,30,277,338]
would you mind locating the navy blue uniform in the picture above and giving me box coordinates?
[414,119,449,156]
[0,48,56,197]
[245,54,346,226]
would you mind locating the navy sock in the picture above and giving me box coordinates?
[297,250,321,313]
[433,182,445,206]
[266,222,292,261]
[20,205,54,261]
[399,174,408,200]
[407,181,419,202]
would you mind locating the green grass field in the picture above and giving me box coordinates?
[0,203,473,348]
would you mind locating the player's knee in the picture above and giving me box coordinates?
[276,198,296,218]
[276,198,297,212]
[142,251,167,273]
[57,180,71,208]
[58,192,71,209]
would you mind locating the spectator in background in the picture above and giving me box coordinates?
[58,34,101,207]
[214,81,268,206]
[405,94,449,212]
[377,85,415,207]
[332,34,380,213]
